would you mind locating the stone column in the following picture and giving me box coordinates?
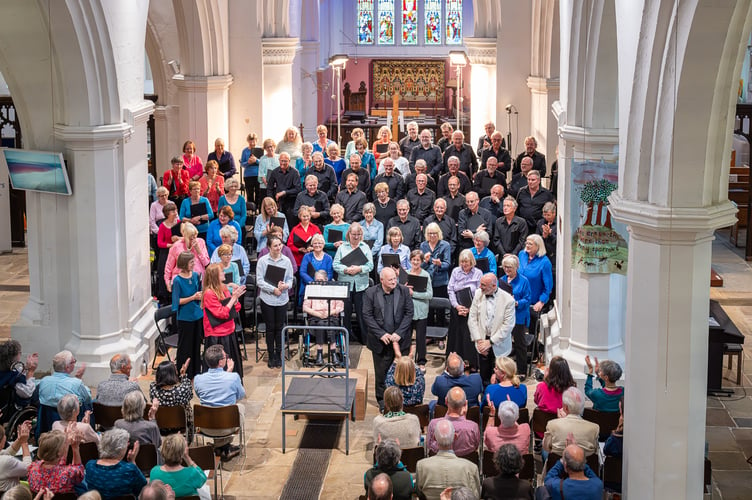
[172,74,234,160]
[609,196,737,499]
[13,101,157,384]
[297,40,320,142]
[465,38,497,153]
[153,105,180,177]
[261,37,300,141]
[527,75,560,178]
[550,124,624,374]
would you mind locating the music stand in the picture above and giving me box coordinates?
[303,281,351,371]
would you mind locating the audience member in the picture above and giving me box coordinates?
[534,356,576,414]
[38,350,91,411]
[584,356,624,412]
[386,355,425,407]
[431,353,483,408]
[0,421,32,491]
[426,387,480,457]
[149,433,208,500]
[484,400,530,456]
[484,356,528,409]
[364,439,415,500]
[368,472,393,500]
[372,387,421,448]
[85,428,147,498]
[114,391,161,454]
[0,339,38,407]
[543,387,600,457]
[415,419,480,500]
[95,354,142,407]
[27,429,84,494]
[150,359,195,444]
[542,444,603,500]
[481,444,534,500]
[53,395,99,444]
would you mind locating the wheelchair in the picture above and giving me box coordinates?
[0,363,40,442]
[300,312,347,369]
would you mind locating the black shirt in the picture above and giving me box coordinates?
[480,146,513,173]
[294,190,331,225]
[373,173,405,201]
[437,171,472,197]
[514,150,547,176]
[493,215,529,256]
[266,167,301,208]
[442,143,478,178]
[334,189,367,222]
[473,169,507,199]
[340,167,371,195]
[398,136,421,160]
[516,186,555,233]
[304,165,339,201]
[405,172,437,194]
[374,199,398,238]
[406,188,436,223]
[387,215,423,250]
[410,144,443,177]
[442,193,466,222]
[423,214,457,255]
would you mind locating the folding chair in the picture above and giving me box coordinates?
[67,441,99,464]
[92,402,123,431]
[482,449,499,478]
[398,445,425,473]
[426,297,451,359]
[530,409,557,437]
[583,407,621,441]
[155,405,187,438]
[188,445,222,500]
[135,443,159,477]
[403,403,430,433]
[193,404,245,471]
[153,305,179,369]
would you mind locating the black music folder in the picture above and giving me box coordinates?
[233,259,245,277]
[190,203,208,218]
[340,246,368,266]
[206,296,238,327]
[328,228,343,243]
[170,224,182,237]
[381,253,401,269]
[376,143,389,154]
[467,214,485,232]
[456,286,474,308]
[270,216,286,228]
[365,239,376,249]
[406,274,428,292]
[293,233,312,248]
[264,264,286,286]
[224,271,234,284]
[476,257,490,273]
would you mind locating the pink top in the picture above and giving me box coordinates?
[184,154,204,180]
[199,174,225,213]
[150,201,168,234]
[164,238,210,286]
[302,298,345,316]
[533,381,564,413]
[483,422,530,456]
[52,421,100,444]
[157,220,180,249]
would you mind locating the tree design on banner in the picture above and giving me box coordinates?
[570,161,628,275]
[358,0,374,44]
[402,0,418,44]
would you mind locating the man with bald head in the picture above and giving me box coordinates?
[442,130,478,179]
[479,184,505,219]
[473,156,507,199]
[431,352,483,407]
[368,473,394,500]
[468,273,516,384]
[406,173,436,222]
[416,419,481,500]
[543,444,603,500]
[426,387,480,456]
[508,156,533,199]
[363,267,414,409]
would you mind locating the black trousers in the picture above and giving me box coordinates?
[343,289,366,343]
[413,318,427,365]
[244,176,261,210]
[373,348,395,406]
[177,319,203,379]
[478,345,496,387]
[307,316,339,345]
[512,323,529,375]
[261,301,287,358]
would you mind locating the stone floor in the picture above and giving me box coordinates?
[0,231,751,499]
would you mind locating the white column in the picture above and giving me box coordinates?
[13,101,158,384]
[465,38,497,155]
[297,40,320,142]
[153,105,180,177]
[262,37,300,141]
[609,196,737,499]
[172,74,234,160]
[527,75,560,176]
[548,124,624,375]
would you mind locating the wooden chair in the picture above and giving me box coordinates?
[403,403,430,433]
[482,449,499,478]
[519,453,535,482]
[602,455,623,492]
[32,493,77,500]
[92,402,123,431]
[193,404,245,470]
[530,408,557,437]
[459,450,480,468]
[724,342,744,385]
[135,443,159,477]
[583,408,620,441]
[433,404,448,419]
[66,441,99,464]
[155,405,187,437]
[399,445,425,473]
[188,445,222,500]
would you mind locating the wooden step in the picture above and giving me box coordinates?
[711,268,724,287]
[730,166,749,175]
[728,190,749,204]
[730,181,750,189]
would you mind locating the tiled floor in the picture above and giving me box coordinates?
[1,231,751,499]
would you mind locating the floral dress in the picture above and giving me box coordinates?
[149,375,194,443]
[27,460,84,493]
[385,364,426,407]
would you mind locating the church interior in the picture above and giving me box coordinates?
[0,0,752,498]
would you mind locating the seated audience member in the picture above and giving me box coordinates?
[443,486,479,500]
[114,391,161,452]
[364,439,415,500]
[481,444,534,500]
[372,387,421,448]
[426,387,480,457]
[543,444,603,500]
[53,395,99,443]
[0,340,38,408]
[85,428,147,498]
[302,269,345,366]
[431,353,483,408]
[368,473,393,500]
[385,354,425,407]
[38,350,91,412]
[584,356,623,412]
[138,480,174,500]
[0,421,32,491]
[604,398,624,458]
[484,356,527,409]
[149,433,208,500]
[95,353,142,407]
[484,400,530,456]
[543,387,600,457]
[415,419,480,500]
[150,359,195,444]
[534,356,576,414]
[27,429,84,494]
[193,345,246,462]
[2,485,36,500]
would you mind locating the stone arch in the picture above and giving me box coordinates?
[172,0,229,76]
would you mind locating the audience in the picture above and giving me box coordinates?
[372,387,421,448]
[0,421,32,491]
[385,354,425,407]
[114,391,162,456]
[542,387,600,457]
[0,340,37,407]
[85,428,147,498]
[481,444,534,500]
[27,429,84,494]
[431,353,483,408]
[364,439,415,500]
[53,395,99,444]
[368,472,393,500]
[149,434,208,500]
[484,356,527,409]
[584,356,624,412]
[416,419,480,500]
[37,350,91,412]
[542,444,603,500]
[150,359,195,444]
[483,400,530,456]
[426,387,480,457]
[95,354,142,407]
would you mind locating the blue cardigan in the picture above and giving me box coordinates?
[518,251,553,306]
[420,239,451,287]
[179,197,214,234]
[206,219,241,256]
[218,195,247,233]
[501,273,532,326]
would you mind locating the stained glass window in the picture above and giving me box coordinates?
[424,0,441,44]
[378,0,395,44]
[402,0,418,45]
[357,0,374,44]
[446,0,462,45]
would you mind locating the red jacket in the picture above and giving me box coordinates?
[202,288,240,337]
[163,168,190,197]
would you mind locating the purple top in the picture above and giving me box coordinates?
[447,267,483,307]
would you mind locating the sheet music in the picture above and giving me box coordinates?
[305,282,350,299]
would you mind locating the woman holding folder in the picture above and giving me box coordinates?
[446,249,483,367]
[179,181,214,239]
[256,235,294,368]
[298,234,333,305]
[288,206,322,267]
[322,204,350,257]
[254,197,289,254]
[406,249,433,371]
[201,263,246,377]
[333,224,374,344]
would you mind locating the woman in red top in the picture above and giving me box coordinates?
[163,156,191,202]
[287,205,322,267]
[199,160,225,214]
[202,263,246,379]
[156,202,181,304]
[372,126,392,162]
[183,140,204,181]
[27,428,84,494]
